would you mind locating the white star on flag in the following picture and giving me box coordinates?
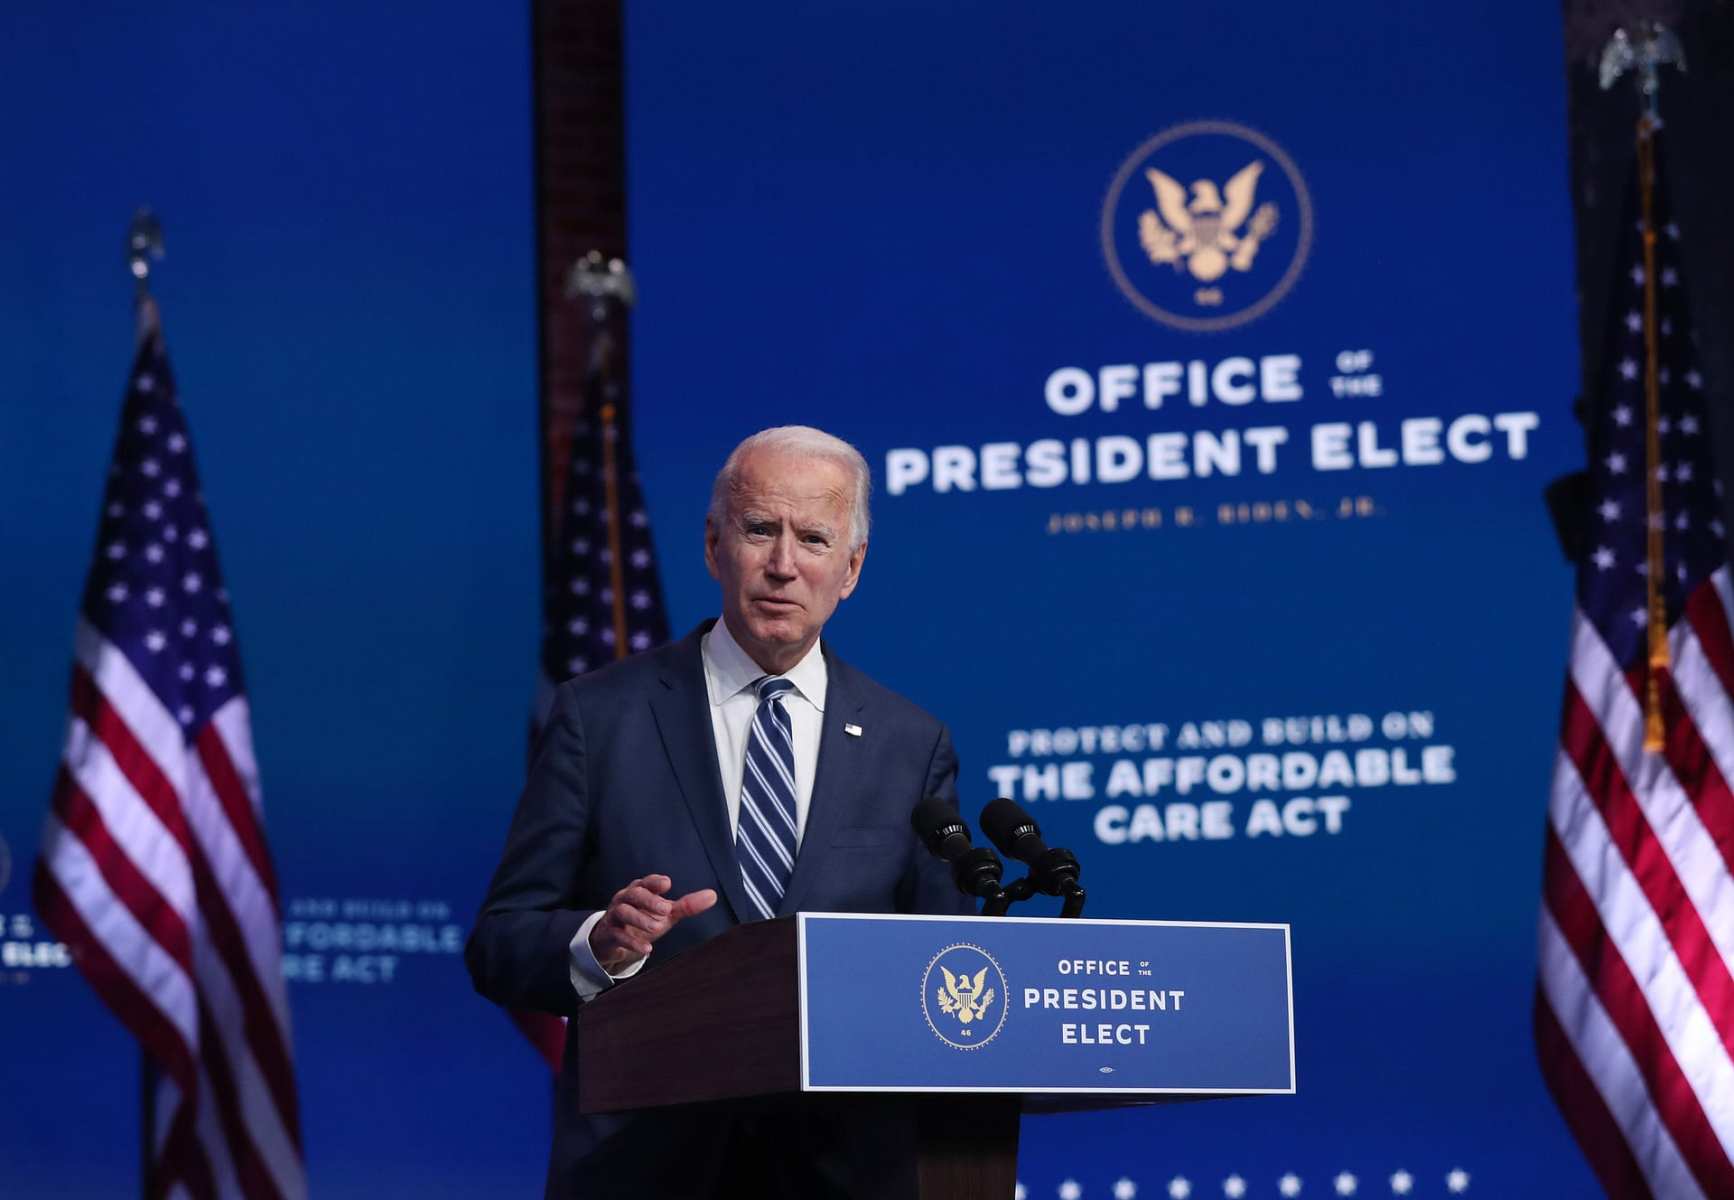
[1016,1186,1027,1200]
[1333,1173,1357,1196]
[141,457,161,477]
[204,666,227,688]
[1657,416,1672,435]
[211,625,231,645]
[187,528,208,549]
[567,617,589,635]
[1059,1181,1082,1200]
[143,500,163,520]
[106,582,128,603]
[1389,1170,1413,1195]
[1612,405,1633,426]
[182,571,202,593]
[163,478,182,497]
[1618,358,1638,380]
[1681,414,1700,434]
[1687,369,1703,389]
[1598,499,1620,521]
[167,432,186,453]
[107,541,126,559]
[1605,452,1627,474]
[179,618,198,637]
[1114,1177,1139,1200]
[144,630,166,652]
[1662,266,1678,286]
[630,631,652,651]
[1625,311,1642,332]
[146,587,165,608]
[1279,1174,1302,1197]
[1631,264,1646,284]
[138,415,158,434]
[135,372,154,391]
[1593,547,1616,570]
[145,544,164,563]
[178,664,195,682]
[1222,1177,1247,1199]
[1445,1168,1469,1193]
[1631,607,1648,627]
[1677,462,1693,481]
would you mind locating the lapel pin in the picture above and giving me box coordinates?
[844,723,863,737]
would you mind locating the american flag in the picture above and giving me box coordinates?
[512,330,671,1071]
[537,368,671,710]
[35,303,305,1200]
[1536,128,1734,1199]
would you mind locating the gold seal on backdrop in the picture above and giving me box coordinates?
[1102,120,1313,332]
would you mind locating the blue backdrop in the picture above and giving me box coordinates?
[0,2,1588,1196]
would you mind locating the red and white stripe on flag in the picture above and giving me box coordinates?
[1538,574,1734,1199]
[36,325,305,1200]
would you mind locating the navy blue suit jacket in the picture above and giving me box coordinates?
[466,621,971,1196]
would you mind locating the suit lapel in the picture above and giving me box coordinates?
[779,644,869,916]
[649,623,752,924]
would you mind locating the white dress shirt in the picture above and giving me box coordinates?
[568,617,828,999]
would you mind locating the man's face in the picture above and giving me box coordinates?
[705,449,867,674]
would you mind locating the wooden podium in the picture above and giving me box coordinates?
[576,914,1295,1198]
[578,918,1025,1198]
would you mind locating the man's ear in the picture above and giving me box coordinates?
[838,540,868,599]
[703,518,720,580]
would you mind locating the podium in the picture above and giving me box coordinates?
[578,913,1293,1199]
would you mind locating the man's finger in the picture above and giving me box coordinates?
[617,886,674,917]
[669,889,718,920]
[640,874,674,895]
[608,904,663,936]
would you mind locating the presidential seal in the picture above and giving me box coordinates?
[920,942,1009,1051]
[1101,119,1312,332]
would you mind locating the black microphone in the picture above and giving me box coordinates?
[980,798,1086,915]
[910,798,1006,901]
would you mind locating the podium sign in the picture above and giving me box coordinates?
[798,913,1294,1094]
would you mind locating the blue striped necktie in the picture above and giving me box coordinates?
[736,675,799,920]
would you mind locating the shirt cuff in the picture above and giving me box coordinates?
[568,910,650,1001]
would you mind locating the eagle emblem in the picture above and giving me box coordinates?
[935,965,996,1025]
[1138,161,1279,283]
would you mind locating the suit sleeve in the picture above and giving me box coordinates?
[464,684,596,1017]
[897,723,977,917]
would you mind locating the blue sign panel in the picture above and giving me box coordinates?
[798,913,1293,1093]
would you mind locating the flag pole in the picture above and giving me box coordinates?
[565,252,639,662]
[1599,22,1686,752]
[125,206,164,1200]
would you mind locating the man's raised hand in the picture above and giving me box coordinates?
[588,874,718,972]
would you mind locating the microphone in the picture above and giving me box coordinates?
[979,798,1086,916]
[910,798,1006,902]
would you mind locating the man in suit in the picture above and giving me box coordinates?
[465,425,972,1198]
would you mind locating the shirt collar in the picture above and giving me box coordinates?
[703,616,828,712]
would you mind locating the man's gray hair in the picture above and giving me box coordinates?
[707,425,872,550]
